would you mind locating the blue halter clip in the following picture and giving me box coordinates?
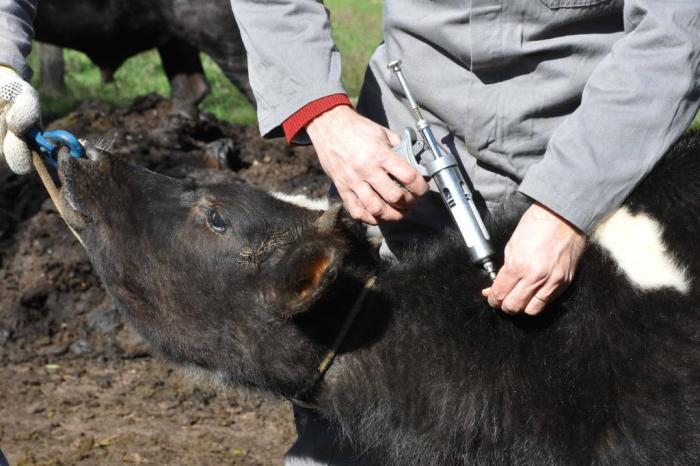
[27,127,86,168]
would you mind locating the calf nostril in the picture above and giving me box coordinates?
[76,138,115,163]
[86,148,101,162]
[84,146,111,163]
[78,139,97,162]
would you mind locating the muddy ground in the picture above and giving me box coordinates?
[0,95,331,465]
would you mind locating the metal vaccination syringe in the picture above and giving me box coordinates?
[388,60,497,280]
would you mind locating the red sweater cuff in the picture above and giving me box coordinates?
[282,94,352,143]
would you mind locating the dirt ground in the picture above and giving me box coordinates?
[0,95,331,465]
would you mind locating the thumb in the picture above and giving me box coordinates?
[4,131,33,174]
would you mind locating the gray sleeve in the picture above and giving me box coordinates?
[229,0,346,137]
[0,0,38,80]
[518,1,700,234]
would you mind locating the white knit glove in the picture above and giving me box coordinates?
[0,67,40,174]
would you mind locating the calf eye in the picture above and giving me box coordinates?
[204,207,227,234]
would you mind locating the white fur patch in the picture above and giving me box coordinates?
[271,192,329,211]
[271,192,386,246]
[592,207,690,293]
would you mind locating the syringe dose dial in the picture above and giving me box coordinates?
[425,155,496,268]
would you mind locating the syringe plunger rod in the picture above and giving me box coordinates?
[388,60,424,123]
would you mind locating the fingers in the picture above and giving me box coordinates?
[3,131,32,174]
[6,84,40,134]
[523,279,563,316]
[337,146,423,223]
[354,181,405,222]
[380,128,428,197]
[486,265,521,310]
[0,72,39,174]
[523,295,547,316]
[483,259,572,316]
[366,166,416,209]
[482,203,586,317]
[486,260,566,314]
[380,153,429,198]
[335,183,376,225]
[337,175,405,225]
[483,275,550,316]
[500,279,542,314]
[307,106,429,224]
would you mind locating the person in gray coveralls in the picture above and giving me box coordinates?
[1,1,699,465]
[226,1,700,464]
[228,0,700,316]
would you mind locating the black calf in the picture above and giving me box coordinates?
[58,132,700,464]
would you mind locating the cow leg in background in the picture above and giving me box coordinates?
[204,48,255,107]
[163,0,255,107]
[37,42,65,93]
[198,16,255,108]
[157,39,211,120]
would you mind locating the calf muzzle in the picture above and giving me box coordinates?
[58,144,112,229]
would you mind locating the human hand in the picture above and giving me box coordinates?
[306,105,429,225]
[0,67,40,174]
[482,202,586,315]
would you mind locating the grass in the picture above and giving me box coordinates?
[326,0,383,98]
[29,49,258,124]
[29,0,383,125]
[28,1,699,130]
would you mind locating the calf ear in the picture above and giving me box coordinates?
[269,241,341,319]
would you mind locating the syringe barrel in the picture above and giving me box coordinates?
[427,156,495,267]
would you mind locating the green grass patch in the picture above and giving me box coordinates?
[200,55,257,124]
[326,0,383,97]
[30,48,257,124]
[29,2,382,124]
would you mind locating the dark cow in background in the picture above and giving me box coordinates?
[34,0,253,118]
[56,133,700,465]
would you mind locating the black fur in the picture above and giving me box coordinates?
[59,132,700,465]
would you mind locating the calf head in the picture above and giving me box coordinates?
[58,148,377,395]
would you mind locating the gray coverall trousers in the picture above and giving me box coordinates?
[236,1,699,464]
